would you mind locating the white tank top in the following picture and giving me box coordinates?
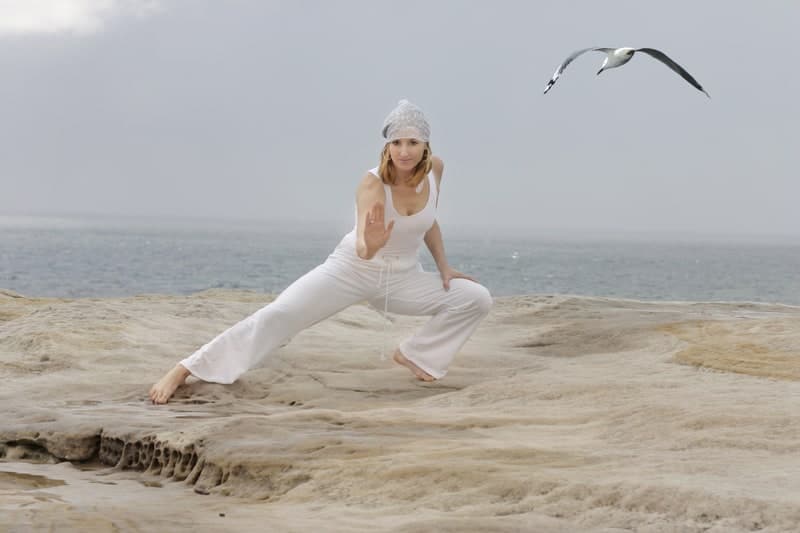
[333,167,438,270]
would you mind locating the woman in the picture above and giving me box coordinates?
[149,99,492,404]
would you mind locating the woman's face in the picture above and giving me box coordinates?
[388,138,425,173]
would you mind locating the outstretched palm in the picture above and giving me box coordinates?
[364,203,394,255]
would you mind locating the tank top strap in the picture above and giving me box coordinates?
[428,170,439,208]
[369,167,394,209]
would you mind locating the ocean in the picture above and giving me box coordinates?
[2,214,800,305]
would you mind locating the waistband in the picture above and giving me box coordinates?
[330,239,421,273]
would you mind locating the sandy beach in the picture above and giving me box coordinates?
[2,288,800,532]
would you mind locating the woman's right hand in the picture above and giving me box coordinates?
[363,203,394,256]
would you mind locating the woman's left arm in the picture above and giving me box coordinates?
[424,157,477,290]
[424,220,449,273]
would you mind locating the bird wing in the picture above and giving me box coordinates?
[636,48,710,97]
[543,47,613,94]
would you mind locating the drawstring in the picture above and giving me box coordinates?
[377,256,395,360]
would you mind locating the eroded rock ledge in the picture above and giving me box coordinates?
[0,428,250,496]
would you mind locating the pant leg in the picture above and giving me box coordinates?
[181,257,373,384]
[368,271,492,379]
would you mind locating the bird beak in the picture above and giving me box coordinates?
[596,69,603,76]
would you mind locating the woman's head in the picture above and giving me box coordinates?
[379,99,432,187]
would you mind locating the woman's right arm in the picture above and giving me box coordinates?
[355,174,393,260]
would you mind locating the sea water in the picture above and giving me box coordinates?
[2,215,799,305]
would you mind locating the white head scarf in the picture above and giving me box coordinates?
[381,99,430,143]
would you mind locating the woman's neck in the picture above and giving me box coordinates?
[393,168,414,186]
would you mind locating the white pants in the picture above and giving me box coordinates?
[180,252,492,383]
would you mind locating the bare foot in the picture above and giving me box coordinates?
[393,349,436,382]
[149,364,191,404]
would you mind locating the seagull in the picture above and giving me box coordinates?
[543,47,710,97]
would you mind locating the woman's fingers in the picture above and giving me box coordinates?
[442,271,479,291]
[367,203,385,225]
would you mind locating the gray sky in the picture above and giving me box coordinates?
[2,0,799,238]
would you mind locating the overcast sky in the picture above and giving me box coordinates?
[1,0,798,238]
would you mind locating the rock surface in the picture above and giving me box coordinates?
[2,289,800,532]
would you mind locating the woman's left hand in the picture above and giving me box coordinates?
[440,266,477,291]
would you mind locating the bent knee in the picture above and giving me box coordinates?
[451,279,493,316]
[473,284,493,315]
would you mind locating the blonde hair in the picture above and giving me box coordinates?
[378,142,433,188]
